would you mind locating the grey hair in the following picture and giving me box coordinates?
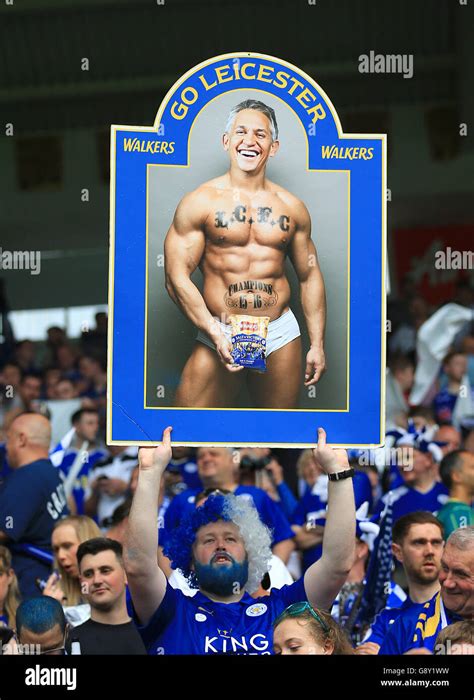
[446,526,474,551]
[224,99,279,141]
[223,493,273,593]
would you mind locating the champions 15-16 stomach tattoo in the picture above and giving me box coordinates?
[224,280,279,310]
[214,205,290,232]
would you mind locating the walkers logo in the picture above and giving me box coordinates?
[321,145,374,160]
[123,138,175,154]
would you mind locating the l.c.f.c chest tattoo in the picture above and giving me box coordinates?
[224,280,279,310]
[214,205,290,232]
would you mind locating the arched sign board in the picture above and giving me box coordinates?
[108,52,386,447]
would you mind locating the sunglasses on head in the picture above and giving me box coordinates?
[273,601,330,634]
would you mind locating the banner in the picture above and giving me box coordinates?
[108,52,386,447]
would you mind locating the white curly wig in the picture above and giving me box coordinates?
[223,493,273,593]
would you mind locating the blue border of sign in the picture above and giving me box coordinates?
[108,52,386,447]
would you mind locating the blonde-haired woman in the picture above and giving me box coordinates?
[0,546,21,629]
[296,449,322,496]
[43,515,101,610]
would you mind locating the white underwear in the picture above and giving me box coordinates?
[196,308,301,358]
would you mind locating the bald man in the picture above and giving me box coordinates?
[0,413,69,598]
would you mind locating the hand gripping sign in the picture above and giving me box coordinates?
[108,52,386,447]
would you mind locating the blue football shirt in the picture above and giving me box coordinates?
[292,471,373,571]
[0,443,12,485]
[433,389,458,424]
[362,597,422,647]
[0,459,69,598]
[377,591,460,655]
[133,577,307,655]
[373,482,449,523]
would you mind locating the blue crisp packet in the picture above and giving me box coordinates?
[229,315,270,371]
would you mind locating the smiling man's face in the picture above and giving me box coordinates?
[439,543,474,617]
[222,108,279,173]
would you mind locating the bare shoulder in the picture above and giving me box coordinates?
[269,181,311,228]
[173,183,216,228]
[178,177,225,212]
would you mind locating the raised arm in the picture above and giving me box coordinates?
[288,203,326,385]
[164,191,240,371]
[303,428,355,609]
[123,428,172,625]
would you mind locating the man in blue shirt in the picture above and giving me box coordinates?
[124,427,356,655]
[0,413,69,598]
[379,526,474,654]
[374,443,448,523]
[163,446,294,564]
[292,469,372,571]
[356,511,443,654]
[57,408,108,515]
[0,443,11,485]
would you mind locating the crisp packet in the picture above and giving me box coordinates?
[229,314,271,371]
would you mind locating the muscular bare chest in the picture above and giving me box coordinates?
[205,195,294,249]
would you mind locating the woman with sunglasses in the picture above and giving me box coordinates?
[273,601,354,655]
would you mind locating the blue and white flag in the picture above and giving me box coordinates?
[49,427,76,467]
[353,492,394,637]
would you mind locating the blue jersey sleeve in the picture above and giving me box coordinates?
[259,491,294,544]
[131,582,179,652]
[353,472,373,512]
[363,608,400,646]
[378,612,417,655]
[275,482,298,520]
[291,492,312,527]
[270,576,307,611]
[0,470,44,540]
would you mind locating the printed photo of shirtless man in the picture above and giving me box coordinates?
[164,99,326,409]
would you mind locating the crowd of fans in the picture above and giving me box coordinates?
[0,286,474,656]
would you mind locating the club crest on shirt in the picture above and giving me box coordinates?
[246,603,268,617]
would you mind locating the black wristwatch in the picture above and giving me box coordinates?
[327,467,355,482]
